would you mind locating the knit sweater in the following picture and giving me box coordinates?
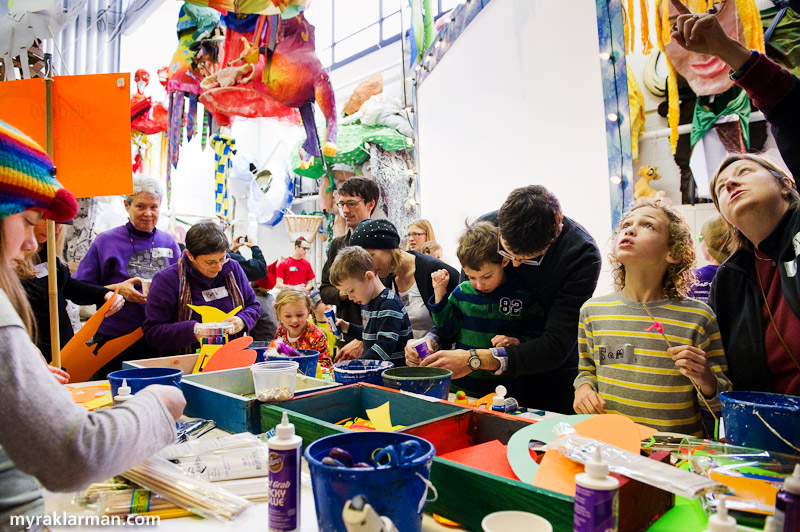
[143,252,261,354]
[74,222,180,337]
[431,278,543,351]
[574,292,731,436]
[0,288,175,530]
[349,288,412,362]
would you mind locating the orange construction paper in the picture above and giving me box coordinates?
[66,384,111,403]
[201,336,256,372]
[708,471,781,511]
[0,74,133,198]
[533,414,650,496]
[60,290,144,382]
[439,440,519,481]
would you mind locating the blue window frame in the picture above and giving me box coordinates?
[307,0,461,71]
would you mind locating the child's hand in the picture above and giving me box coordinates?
[405,340,421,366]
[573,384,606,415]
[335,319,349,334]
[491,335,520,347]
[669,345,718,397]
[431,269,450,302]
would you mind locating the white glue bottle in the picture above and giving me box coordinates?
[702,495,736,532]
[113,379,132,406]
[268,411,302,532]
[774,464,800,532]
[574,447,619,532]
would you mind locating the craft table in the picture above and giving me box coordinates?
[48,384,765,531]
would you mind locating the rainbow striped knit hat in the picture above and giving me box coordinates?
[0,120,77,223]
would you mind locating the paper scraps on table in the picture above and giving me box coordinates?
[201,336,256,372]
[532,414,657,496]
[440,440,519,480]
[365,401,404,432]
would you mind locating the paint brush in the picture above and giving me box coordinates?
[642,304,718,423]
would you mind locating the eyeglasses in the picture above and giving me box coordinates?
[202,256,230,268]
[336,199,364,209]
[497,241,548,266]
[407,232,426,239]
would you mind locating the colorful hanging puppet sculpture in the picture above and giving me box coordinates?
[655,0,764,153]
[160,4,225,204]
[131,69,169,135]
[199,10,337,164]
[131,69,169,174]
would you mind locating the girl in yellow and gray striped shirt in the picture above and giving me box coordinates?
[573,198,731,437]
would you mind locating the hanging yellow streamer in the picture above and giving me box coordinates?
[639,0,652,55]
[627,63,646,161]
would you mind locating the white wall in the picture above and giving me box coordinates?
[416,0,614,292]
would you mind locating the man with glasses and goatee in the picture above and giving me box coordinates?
[408,185,601,414]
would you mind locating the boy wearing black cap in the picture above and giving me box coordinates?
[329,246,412,362]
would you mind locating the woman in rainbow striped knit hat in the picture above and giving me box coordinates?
[0,120,185,530]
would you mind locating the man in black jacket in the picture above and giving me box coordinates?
[414,185,602,414]
[319,177,381,360]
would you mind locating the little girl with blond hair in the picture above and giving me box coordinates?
[272,288,331,366]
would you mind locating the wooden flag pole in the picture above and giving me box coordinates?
[44,53,61,368]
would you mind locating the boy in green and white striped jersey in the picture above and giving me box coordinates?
[573,198,731,437]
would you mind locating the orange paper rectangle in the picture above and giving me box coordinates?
[0,73,133,198]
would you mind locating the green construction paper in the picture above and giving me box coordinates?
[647,497,708,532]
[506,414,591,484]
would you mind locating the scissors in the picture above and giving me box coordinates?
[372,440,424,468]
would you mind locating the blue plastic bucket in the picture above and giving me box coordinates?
[720,391,800,455]
[250,341,270,363]
[107,367,183,397]
[267,349,319,376]
[381,367,452,399]
[333,360,394,385]
[305,431,436,532]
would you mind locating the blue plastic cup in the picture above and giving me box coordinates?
[107,367,183,398]
[720,391,800,455]
[332,360,394,385]
[267,349,319,377]
[305,431,436,532]
[250,341,270,363]
[381,367,452,399]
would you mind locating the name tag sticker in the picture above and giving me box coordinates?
[597,343,635,365]
[152,248,174,259]
[34,263,49,278]
[202,287,229,302]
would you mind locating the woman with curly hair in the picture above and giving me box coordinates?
[573,197,731,436]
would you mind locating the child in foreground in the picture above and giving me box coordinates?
[573,197,731,436]
[426,221,544,397]
[271,288,331,367]
[329,246,412,362]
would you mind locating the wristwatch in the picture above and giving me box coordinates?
[467,349,481,371]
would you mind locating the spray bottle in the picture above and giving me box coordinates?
[574,447,619,532]
[268,412,302,532]
[774,464,800,532]
[113,379,132,406]
[702,495,736,532]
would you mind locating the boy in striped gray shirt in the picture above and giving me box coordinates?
[574,198,731,436]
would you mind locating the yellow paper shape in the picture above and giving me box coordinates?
[365,401,404,432]
[187,304,242,323]
[83,393,113,411]
[193,344,223,373]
